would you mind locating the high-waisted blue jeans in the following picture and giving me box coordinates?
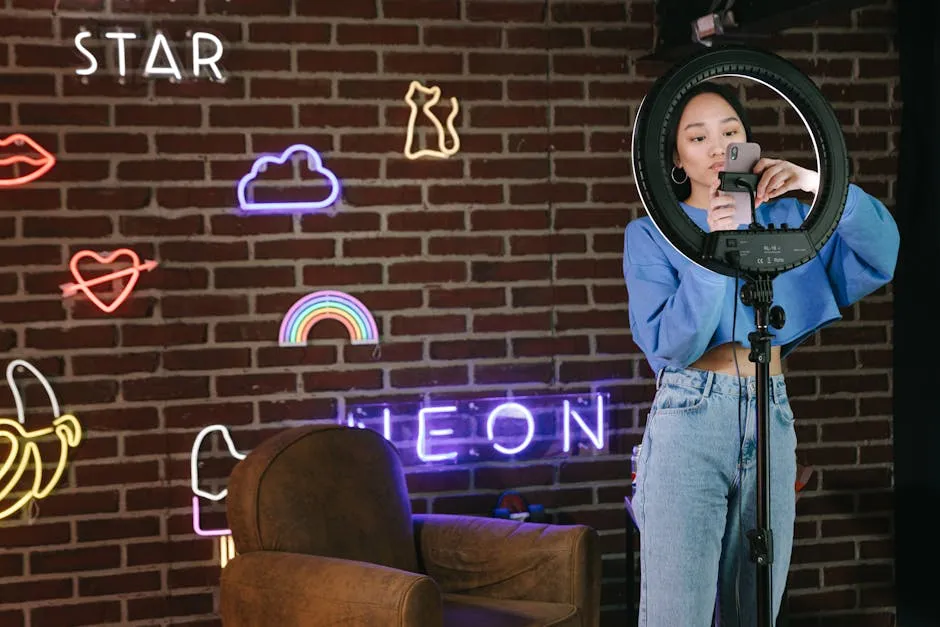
[634,366,797,627]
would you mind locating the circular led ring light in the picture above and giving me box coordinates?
[631,44,849,278]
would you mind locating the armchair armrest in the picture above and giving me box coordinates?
[413,514,600,627]
[221,551,442,627]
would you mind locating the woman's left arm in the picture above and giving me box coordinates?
[753,158,900,307]
[821,183,900,307]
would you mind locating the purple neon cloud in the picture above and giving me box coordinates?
[236,144,341,212]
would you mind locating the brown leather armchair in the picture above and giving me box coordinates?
[221,424,601,627]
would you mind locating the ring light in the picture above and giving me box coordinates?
[631,44,849,278]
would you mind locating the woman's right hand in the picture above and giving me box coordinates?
[706,178,738,232]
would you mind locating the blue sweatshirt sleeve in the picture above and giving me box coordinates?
[623,220,729,369]
[820,183,899,307]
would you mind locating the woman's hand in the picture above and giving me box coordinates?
[752,158,820,205]
[706,178,738,232]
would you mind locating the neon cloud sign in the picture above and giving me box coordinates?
[403,80,461,160]
[0,359,82,521]
[191,425,246,568]
[279,290,379,346]
[59,248,158,314]
[345,392,608,464]
[0,134,56,187]
[236,144,341,213]
[74,29,226,81]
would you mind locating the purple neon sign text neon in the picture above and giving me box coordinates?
[345,392,607,464]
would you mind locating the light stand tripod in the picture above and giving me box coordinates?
[716,171,787,627]
[740,272,786,627]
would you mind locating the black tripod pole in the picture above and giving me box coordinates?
[740,274,785,627]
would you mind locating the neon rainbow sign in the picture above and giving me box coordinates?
[0,360,82,521]
[237,144,340,213]
[279,290,379,346]
[191,425,246,568]
[0,134,56,187]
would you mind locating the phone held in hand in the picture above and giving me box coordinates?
[722,141,761,227]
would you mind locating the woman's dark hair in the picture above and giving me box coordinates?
[665,81,753,201]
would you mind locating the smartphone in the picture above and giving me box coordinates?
[723,141,761,226]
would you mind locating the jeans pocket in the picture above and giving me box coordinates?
[775,394,795,425]
[652,383,706,416]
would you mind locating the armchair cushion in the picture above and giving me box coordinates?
[414,514,600,626]
[442,594,580,627]
[221,551,442,627]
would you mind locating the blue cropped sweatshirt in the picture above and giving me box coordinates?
[622,183,900,375]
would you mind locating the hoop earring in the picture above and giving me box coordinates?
[671,166,687,184]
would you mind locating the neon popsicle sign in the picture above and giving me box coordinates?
[191,425,245,568]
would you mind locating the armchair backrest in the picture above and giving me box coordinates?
[226,424,419,573]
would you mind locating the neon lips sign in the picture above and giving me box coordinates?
[0,134,56,187]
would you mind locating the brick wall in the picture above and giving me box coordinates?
[0,0,899,625]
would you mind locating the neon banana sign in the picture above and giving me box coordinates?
[0,360,82,521]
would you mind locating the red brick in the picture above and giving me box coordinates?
[507,27,585,49]
[302,369,383,391]
[424,25,502,47]
[389,260,467,283]
[390,365,468,388]
[429,235,504,256]
[467,1,544,23]
[127,593,215,620]
[79,570,162,596]
[392,313,467,336]
[338,24,418,45]
[473,312,552,333]
[31,601,121,627]
[298,50,378,73]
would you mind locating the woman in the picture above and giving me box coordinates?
[623,81,899,626]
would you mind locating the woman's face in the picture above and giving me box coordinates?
[673,91,746,190]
